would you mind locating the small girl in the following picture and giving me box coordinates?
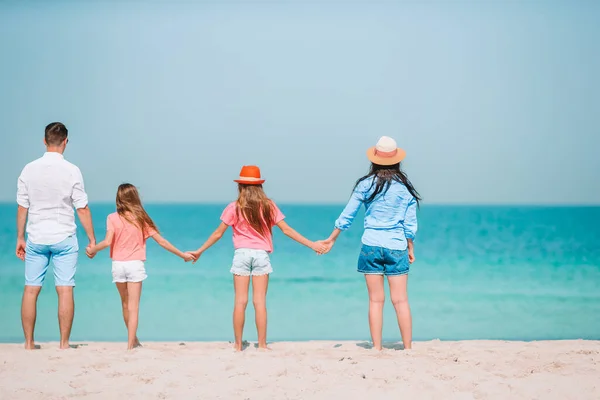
[86,183,194,350]
[189,166,325,351]
[321,136,420,350]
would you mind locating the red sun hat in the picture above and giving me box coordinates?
[234,165,265,185]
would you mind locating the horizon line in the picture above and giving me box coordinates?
[1,201,599,208]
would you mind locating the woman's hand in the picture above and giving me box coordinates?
[316,239,335,255]
[407,241,415,264]
[310,241,328,255]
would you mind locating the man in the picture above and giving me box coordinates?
[16,122,96,350]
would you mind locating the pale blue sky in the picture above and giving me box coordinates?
[1,1,599,204]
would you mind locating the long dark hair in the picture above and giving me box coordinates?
[354,163,421,206]
[236,184,275,238]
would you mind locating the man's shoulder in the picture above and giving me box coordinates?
[22,155,45,170]
[61,158,82,172]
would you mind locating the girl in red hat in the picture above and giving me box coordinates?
[189,166,326,351]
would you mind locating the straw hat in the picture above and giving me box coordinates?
[366,136,406,165]
[234,165,265,185]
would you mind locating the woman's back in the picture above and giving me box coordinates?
[359,177,415,230]
[335,176,418,251]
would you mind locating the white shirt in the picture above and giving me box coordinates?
[17,152,89,245]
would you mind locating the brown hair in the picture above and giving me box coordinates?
[45,122,68,146]
[236,184,275,238]
[116,183,159,237]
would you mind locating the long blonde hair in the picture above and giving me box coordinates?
[116,183,158,237]
[236,184,274,238]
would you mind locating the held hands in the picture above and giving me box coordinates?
[311,238,335,255]
[85,245,97,259]
[182,252,197,263]
[310,241,328,255]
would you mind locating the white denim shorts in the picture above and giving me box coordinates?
[112,260,147,283]
[230,249,273,276]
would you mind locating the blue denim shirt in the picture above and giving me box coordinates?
[335,177,418,251]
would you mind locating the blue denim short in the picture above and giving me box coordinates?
[357,244,409,276]
[25,235,79,286]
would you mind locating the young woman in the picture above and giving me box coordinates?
[189,165,326,351]
[321,136,420,350]
[86,183,195,350]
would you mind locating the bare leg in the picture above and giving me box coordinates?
[21,286,42,350]
[232,275,251,351]
[126,282,142,350]
[365,275,385,351]
[116,283,140,347]
[252,274,270,349]
[388,275,412,349]
[56,286,74,349]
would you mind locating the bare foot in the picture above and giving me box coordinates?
[24,342,38,350]
[59,342,70,350]
[257,345,272,352]
[233,343,243,352]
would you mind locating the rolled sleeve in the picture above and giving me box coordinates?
[71,167,89,209]
[334,188,364,231]
[403,197,418,240]
[16,171,29,208]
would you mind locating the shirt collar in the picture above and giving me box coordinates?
[43,152,65,159]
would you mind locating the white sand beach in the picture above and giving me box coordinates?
[1,340,598,399]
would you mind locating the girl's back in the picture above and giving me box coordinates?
[221,201,284,253]
[107,213,156,261]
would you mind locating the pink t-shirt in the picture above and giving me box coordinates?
[107,213,157,261]
[221,201,285,253]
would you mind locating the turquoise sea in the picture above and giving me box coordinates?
[0,204,599,343]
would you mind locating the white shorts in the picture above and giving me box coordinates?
[230,249,273,276]
[112,260,147,283]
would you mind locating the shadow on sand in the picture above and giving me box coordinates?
[228,341,252,351]
[356,341,405,351]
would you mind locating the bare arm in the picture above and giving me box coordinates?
[327,228,342,242]
[190,223,229,262]
[276,221,326,253]
[16,171,29,261]
[151,233,193,261]
[86,230,114,257]
[16,206,28,261]
[76,206,96,246]
[17,206,27,241]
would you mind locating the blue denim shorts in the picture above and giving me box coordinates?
[25,235,79,286]
[357,244,409,276]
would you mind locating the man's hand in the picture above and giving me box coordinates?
[16,239,26,261]
[86,244,97,259]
